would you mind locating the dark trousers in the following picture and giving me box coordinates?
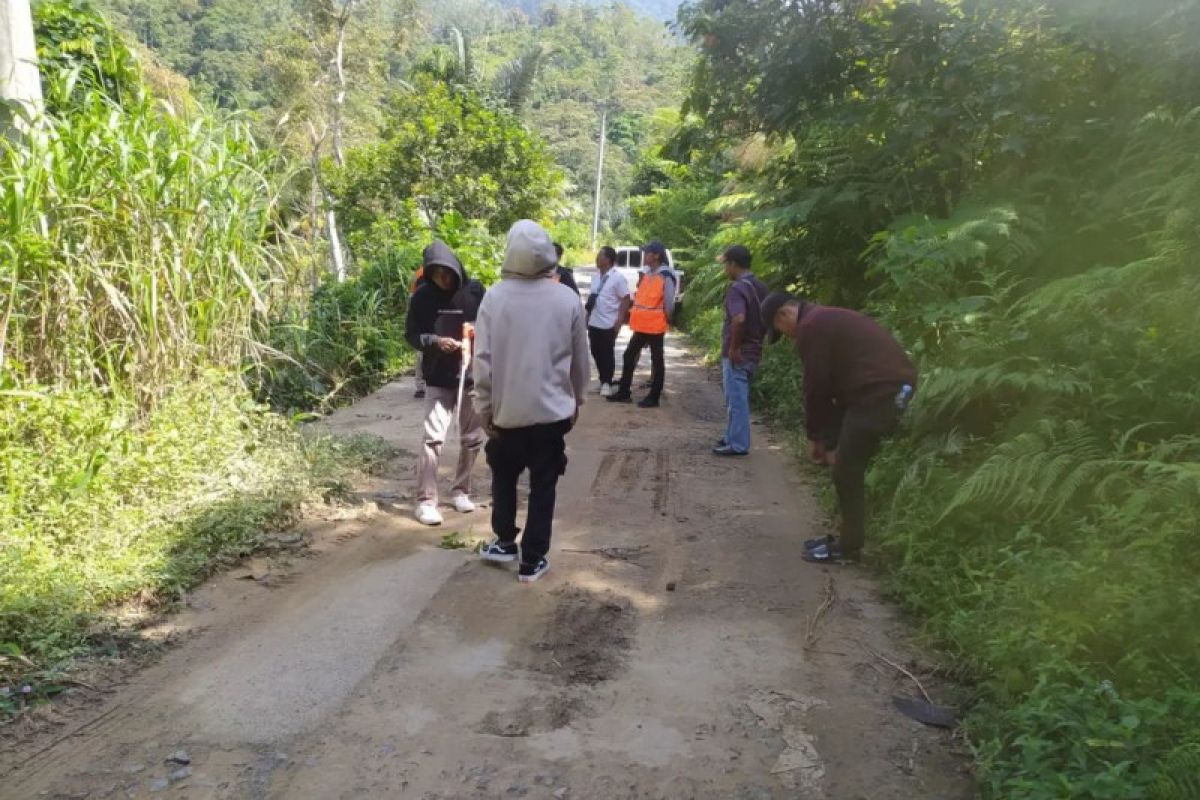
[828,398,901,555]
[588,326,618,385]
[486,420,573,565]
[617,332,665,400]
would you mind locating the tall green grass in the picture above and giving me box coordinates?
[0,5,389,691]
[1,74,284,404]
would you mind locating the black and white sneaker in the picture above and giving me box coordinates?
[802,543,859,565]
[479,538,519,563]
[518,558,550,583]
[804,535,834,551]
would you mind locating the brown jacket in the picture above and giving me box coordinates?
[795,303,917,440]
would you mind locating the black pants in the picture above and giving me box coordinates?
[617,332,665,400]
[827,398,901,555]
[588,326,618,385]
[486,420,572,565]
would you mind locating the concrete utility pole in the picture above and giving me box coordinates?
[0,0,43,132]
[590,105,607,251]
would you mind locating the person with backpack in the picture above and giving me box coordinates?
[585,245,632,397]
[760,291,918,564]
[404,242,486,527]
[607,241,675,408]
[474,220,590,583]
[714,245,769,456]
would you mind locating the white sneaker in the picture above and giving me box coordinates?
[600,383,615,398]
[452,494,476,514]
[416,503,443,526]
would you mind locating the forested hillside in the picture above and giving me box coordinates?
[626,0,1200,796]
[501,0,678,23]
[95,0,686,235]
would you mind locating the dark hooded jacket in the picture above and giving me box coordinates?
[405,241,485,389]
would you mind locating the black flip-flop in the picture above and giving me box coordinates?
[892,695,958,729]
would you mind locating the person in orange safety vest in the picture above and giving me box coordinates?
[606,241,676,408]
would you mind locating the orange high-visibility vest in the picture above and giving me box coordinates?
[410,266,425,295]
[630,273,669,335]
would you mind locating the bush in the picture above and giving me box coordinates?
[253,251,416,413]
[0,374,389,670]
[0,4,390,696]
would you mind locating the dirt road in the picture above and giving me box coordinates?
[1,336,974,799]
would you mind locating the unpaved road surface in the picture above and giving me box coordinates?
[1,336,974,799]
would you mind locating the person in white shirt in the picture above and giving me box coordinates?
[585,246,633,396]
[474,220,590,583]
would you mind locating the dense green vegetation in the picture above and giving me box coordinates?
[95,0,686,243]
[627,0,1200,796]
[0,2,391,690]
[455,1,688,232]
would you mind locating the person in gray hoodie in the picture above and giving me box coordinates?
[474,220,590,583]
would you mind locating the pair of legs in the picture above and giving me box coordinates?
[587,326,618,386]
[615,332,665,401]
[825,398,901,557]
[486,420,572,567]
[417,386,485,507]
[720,357,755,453]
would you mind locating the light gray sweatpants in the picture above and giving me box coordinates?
[417,385,485,504]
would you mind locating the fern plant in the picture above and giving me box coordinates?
[1151,742,1200,800]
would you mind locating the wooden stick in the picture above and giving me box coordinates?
[804,574,837,650]
[858,639,934,705]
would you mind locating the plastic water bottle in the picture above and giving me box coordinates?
[895,383,914,411]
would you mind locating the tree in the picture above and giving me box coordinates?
[332,76,562,236]
[270,0,407,283]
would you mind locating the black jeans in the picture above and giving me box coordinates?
[617,332,665,400]
[827,398,902,556]
[486,420,573,565]
[588,326,618,385]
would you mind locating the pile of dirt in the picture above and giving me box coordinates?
[529,587,635,685]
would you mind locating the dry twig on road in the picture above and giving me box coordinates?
[561,546,649,566]
[804,574,837,650]
[857,639,934,705]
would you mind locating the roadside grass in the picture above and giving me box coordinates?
[0,373,393,712]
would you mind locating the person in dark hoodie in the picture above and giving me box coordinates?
[404,241,487,526]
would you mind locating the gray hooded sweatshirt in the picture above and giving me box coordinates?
[473,220,590,429]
